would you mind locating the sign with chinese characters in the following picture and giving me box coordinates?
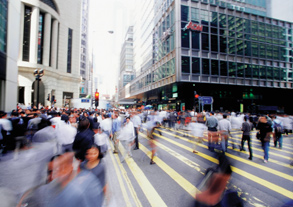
[184,21,203,32]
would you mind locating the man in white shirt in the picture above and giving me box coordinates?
[56,115,77,153]
[218,114,232,152]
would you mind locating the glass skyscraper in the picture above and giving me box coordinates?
[122,0,293,113]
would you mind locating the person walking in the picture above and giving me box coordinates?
[131,111,142,150]
[117,117,135,163]
[218,114,232,153]
[111,113,121,154]
[240,116,253,160]
[205,112,218,152]
[272,115,284,149]
[257,116,273,163]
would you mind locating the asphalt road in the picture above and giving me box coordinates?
[104,127,293,207]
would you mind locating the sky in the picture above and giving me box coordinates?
[88,0,136,97]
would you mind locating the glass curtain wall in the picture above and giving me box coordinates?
[180,4,292,83]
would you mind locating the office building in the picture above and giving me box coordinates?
[123,0,293,114]
[17,0,82,108]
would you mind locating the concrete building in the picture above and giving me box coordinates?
[17,0,82,108]
[123,0,293,114]
[0,0,21,112]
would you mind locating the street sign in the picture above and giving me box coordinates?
[198,96,213,105]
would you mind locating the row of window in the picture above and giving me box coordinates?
[182,57,291,81]
[182,6,289,40]
[181,26,289,62]
[22,5,73,73]
[130,58,175,92]
[0,0,7,53]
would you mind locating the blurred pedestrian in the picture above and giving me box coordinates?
[81,144,107,200]
[257,116,273,163]
[117,117,135,163]
[272,115,284,149]
[218,114,232,153]
[111,113,121,154]
[205,112,218,152]
[240,116,253,160]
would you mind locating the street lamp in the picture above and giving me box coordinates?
[33,69,44,109]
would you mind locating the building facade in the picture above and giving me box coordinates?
[17,0,82,108]
[118,26,135,102]
[0,0,21,112]
[124,0,293,114]
[79,0,90,98]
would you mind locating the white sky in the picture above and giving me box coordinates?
[88,0,136,97]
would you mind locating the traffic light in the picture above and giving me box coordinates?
[194,91,199,99]
[95,92,99,107]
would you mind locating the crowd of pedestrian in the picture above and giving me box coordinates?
[0,105,292,206]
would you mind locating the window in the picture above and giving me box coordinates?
[181,23,189,48]
[211,35,218,52]
[202,59,210,75]
[228,62,236,77]
[191,8,199,22]
[23,6,32,61]
[202,33,209,51]
[211,60,219,75]
[192,58,200,74]
[220,36,227,53]
[37,12,45,64]
[220,61,227,76]
[252,65,259,79]
[237,63,244,77]
[0,0,7,53]
[192,31,200,49]
[182,56,190,73]
[67,28,73,73]
[181,5,189,22]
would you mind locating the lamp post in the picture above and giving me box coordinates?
[33,69,44,109]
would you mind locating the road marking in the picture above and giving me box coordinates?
[118,141,167,207]
[158,129,293,181]
[172,128,293,168]
[139,140,198,197]
[109,142,142,207]
[139,132,267,206]
[152,130,293,199]
[108,148,133,207]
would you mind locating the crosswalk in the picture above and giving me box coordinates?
[103,127,293,207]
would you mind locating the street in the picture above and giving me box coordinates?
[104,127,293,207]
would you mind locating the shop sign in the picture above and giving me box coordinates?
[184,21,203,32]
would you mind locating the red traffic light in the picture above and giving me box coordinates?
[194,94,199,99]
[95,92,99,100]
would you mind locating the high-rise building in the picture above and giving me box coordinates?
[17,0,82,108]
[80,0,90,98]
[0,0,20,112]
[123,0,293,114]
[118,26,135,102]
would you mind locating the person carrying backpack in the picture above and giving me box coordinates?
[272,115,284,149]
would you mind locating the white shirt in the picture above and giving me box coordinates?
[94,132,108,146]
[0,119,12,131]
[118,121,135,141]
[100,118,112,132]
[56,121,77,145]
[188,122,207,137]
[131,115,142,128]
[218,119,232,132]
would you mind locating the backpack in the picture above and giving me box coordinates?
[274,122,283,135]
